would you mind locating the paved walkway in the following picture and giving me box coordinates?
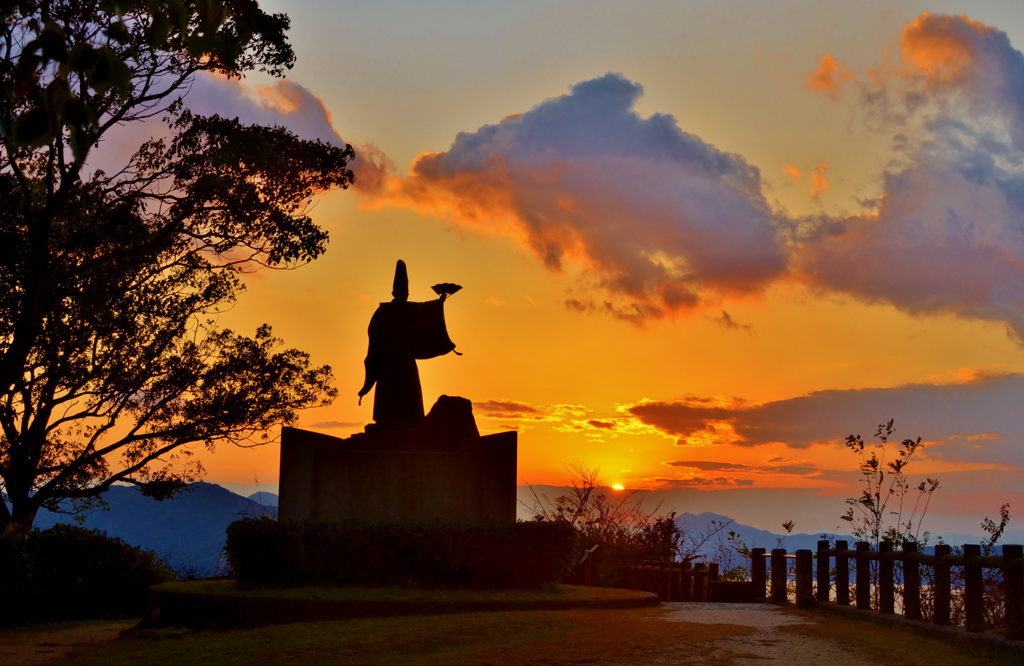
[652,603,875,665]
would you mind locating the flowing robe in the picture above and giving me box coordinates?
[359,298,457,426]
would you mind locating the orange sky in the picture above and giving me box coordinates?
[145,2,1024,533]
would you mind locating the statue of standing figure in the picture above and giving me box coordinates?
[358,260,462,427]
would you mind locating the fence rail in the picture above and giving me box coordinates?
[750,541,1024,641]
[622,560,720,601]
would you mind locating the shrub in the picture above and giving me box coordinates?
[0,524,175,626]
[225,518,576,589]
[524,462,723,588]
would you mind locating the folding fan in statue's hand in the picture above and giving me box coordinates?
[431,283,462,297]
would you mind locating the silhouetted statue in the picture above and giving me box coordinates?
[358,260,462,427]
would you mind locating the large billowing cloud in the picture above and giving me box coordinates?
[629,372,1024,463]
[87,72,392,194]
[188,74,393,194]
[799,13,1024,341]
[359,14,1024,338]
[373,73,787,322]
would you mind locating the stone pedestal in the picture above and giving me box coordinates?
[279,396,517,523]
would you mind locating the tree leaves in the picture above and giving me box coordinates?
[1,2,351,533]
[841,418,936,549]
[4,1,297,163]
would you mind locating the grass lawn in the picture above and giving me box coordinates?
[62,607,749,666]
[781,609,1021,666]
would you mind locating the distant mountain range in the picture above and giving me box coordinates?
[675,511,1018,558]
[30,484,1014,576]
[675,511,828,556]
[33,483,277,575]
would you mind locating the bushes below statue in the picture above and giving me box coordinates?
[226,519,575,589]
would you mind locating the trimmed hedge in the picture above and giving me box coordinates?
[225,519,577,589]
[0,524,175,626]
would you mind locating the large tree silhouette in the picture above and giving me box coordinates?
[0,1,353,534]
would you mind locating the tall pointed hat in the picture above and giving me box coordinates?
[392,259,409,301]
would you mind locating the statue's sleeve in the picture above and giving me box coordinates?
[410,299,457,360]
[358,308,385,398]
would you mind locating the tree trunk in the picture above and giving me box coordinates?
[2,492,39,537]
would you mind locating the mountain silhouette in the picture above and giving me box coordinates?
[33,482,275,574]
[31,485,1006,576]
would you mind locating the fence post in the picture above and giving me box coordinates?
[751,548,766,602]
[660,564,670,601]
[964,544,984,633]
[771,549,787,604]
[904,542,920,621]
[626,561,634,589]
[796,549,815,608]
[1004,545,1023,640]
[693,563,707,601]
[680,561,693,602]
[836,540,850,605]
[855,542,871,610]
[879,541,894,615]
[933,544,952,626]
[816,540,830,603]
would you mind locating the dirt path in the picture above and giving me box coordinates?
[0,621,136,666]
[651,603,875,665]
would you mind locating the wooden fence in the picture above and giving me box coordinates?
[750,541,1024,640]
[622,560,720,601]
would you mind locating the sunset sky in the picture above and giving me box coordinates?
[123,0,1024,535]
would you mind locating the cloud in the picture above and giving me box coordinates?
[473,399,590,422]
[474,398,664,440]
[759,464,819,475]
[665,460,749,471]
[371,73,787,323]
[304,420,363,429]
[473,398,665,439]
[715,310,752,331]
[799,13,1024,341]
[629,396,745,439]
[805,53,855,98]
[188,73,394,195]
[900,13,1000,91]
[629,373,1024,465]
[809,161,831,199]
[553,415,662,437]
[473,399,547,419]
[780,162,830,200]
[656,477,755,488]
[665,459,820,475]
[781,164,803,181]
